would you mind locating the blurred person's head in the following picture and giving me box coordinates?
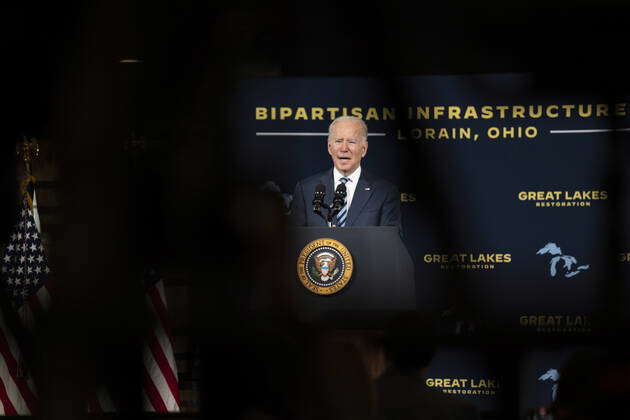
[292,332,376,420]
[551,346,630,420]
[380,311,438,375]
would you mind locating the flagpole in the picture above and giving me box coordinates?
[16,136,39,209]
[17,135,39,176]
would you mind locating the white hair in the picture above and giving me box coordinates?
[327,116,368,143]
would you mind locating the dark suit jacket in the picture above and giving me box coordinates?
[289,169,401,233]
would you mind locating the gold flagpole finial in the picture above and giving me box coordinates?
[16,136,39,175]
[16,136,39,208]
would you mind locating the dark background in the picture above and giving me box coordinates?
[4,0,630,258]
[2,1,629,419]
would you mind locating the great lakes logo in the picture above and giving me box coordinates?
[519,315,591,333]
[423,253,511,270]
[518,190,607,208]
[536,243,590,278]
[297,238,353,295]
[425,377,500,396]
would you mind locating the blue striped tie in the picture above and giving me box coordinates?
[336,177,350,227]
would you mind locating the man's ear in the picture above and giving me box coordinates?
[362,140,368,157]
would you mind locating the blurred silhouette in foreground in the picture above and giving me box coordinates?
[375,312,480,420]
[196,189,378,420]
[543,345,630,420]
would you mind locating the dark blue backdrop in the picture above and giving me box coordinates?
[230,74,629,332]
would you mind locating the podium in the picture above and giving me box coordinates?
[287,226,415,327]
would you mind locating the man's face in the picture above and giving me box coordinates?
[327,120,368,176]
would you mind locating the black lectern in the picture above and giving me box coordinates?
[287,226,415,326]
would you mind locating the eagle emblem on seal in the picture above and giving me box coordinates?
[314,252,338,282]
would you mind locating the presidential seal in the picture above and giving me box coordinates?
[297,238,353,295]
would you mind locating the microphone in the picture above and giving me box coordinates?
[312,184,326,212]
[331,182,347,216]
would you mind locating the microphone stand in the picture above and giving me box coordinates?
[313,203,340,228]
[313,185,346,228]
[314,202,333,227]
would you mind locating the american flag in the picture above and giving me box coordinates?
[0,193,49,415]
[86,269,181,413]
[0,311,38,415]
[142,269,181,412]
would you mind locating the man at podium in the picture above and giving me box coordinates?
[289,116,401,232]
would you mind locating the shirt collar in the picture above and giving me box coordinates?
[333,166,361,185]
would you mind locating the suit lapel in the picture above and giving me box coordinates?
[346,172,373,227]
[322,169,334,206]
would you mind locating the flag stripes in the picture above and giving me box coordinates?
[0,313,37,415]
[142,275,180,412]
[142,366,168,412]
[146,286,175,348]
[0,376,18,415]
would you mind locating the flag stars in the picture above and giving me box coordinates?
[1,200,51,312]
